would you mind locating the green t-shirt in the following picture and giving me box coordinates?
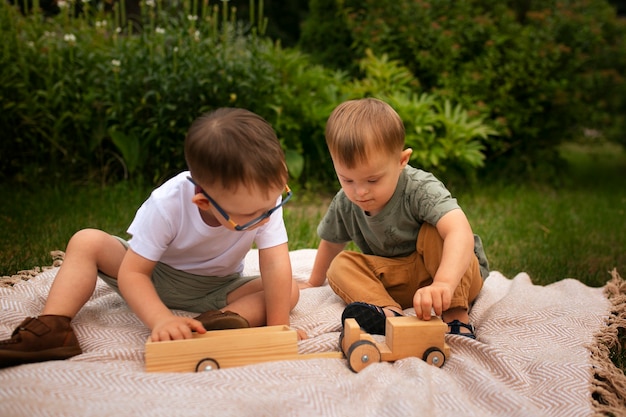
[318,165,489,277]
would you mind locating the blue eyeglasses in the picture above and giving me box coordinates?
[187,176,292,231]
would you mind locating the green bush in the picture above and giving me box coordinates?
[298,0,355,71]
[0,0,284,184]
[262,46,500,185]
[260,46,345,188]
[0,0,499,189]
[343,50,498,179]
[306,0,626,178]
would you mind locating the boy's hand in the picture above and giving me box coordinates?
[413,282,453,321]
[150,316,207,342]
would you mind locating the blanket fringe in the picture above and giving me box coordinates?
[0,250,65,288]
[590,268,626,417]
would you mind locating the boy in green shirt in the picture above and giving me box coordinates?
[302,98,488,337]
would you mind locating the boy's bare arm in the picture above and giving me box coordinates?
[258,242,293,326]
[434,209,475,289]
[413,209,475,320]
[304,239,346,288]
[118,249,205,341]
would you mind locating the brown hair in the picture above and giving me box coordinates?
[184,108,287,194]
[325,98,405,168]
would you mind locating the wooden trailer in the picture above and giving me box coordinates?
[145,325,341,373]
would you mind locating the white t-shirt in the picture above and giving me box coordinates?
[127,171,288,276]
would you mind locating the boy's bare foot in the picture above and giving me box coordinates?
[442,307,476,338]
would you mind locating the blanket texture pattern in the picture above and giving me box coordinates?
[0,249,624,417]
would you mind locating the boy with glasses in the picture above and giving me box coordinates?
[302,98,489,338]
[0,108,300,368]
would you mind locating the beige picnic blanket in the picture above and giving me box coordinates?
[0,249,625,417]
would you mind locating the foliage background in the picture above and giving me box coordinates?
[301,0,626,179]
[3,0,624,189]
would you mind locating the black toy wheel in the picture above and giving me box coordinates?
[422,347,446,368]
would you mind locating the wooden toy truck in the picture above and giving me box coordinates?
[340,316,450,372]
[145,316,449,373]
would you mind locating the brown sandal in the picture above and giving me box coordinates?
[193,310,249,331]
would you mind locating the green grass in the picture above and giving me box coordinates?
[458,142,625,287]
[0,181,149,276]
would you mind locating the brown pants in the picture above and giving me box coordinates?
[327,223,483,311]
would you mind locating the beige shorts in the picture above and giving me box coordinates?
[98,237,258,313]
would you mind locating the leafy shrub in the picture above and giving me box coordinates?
[0,0,286,184]
[298,0,355,71]
[267,47,499,184]
[306,0,626,178]
[0,0,499,190]
[344,50,498,180]
[260,46,346,188]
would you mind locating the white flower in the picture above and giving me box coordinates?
[116,27,122,34]
[187,14,198,21]
[63,33,76,44]
[57,0,68,8]
[194,30,200,41]
[145,0,155,7]
[155,27,165,34]
[173,47,179,53]
[111,59,121,67]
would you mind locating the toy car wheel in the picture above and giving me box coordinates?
[195,358,220,372]
[422,347,446,368]
[347,340,381,373]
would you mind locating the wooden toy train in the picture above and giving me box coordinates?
[145,316,450,373]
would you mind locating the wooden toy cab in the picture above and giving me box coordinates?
[340,316,450,372]
[144,325,342,373]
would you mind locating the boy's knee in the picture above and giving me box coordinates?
[327,250,361,279]
[416,222,443,254]
[70,228,99,241]
[67,229,108,250]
